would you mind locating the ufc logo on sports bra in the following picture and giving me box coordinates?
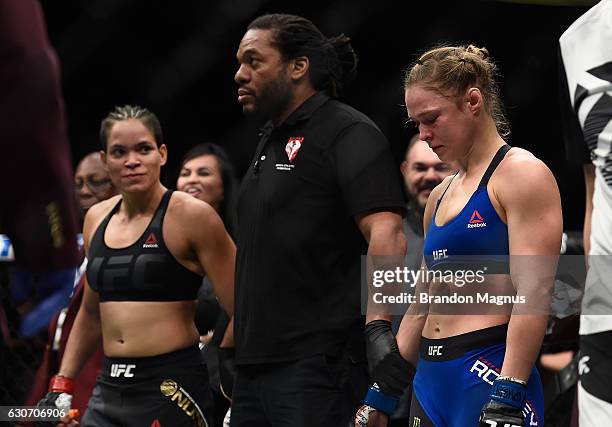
[432,249,448,261]
[427,345,443,356]
[89,254,166,290]
[110,363,136,377]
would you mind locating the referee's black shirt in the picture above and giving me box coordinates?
[235,92,405,364]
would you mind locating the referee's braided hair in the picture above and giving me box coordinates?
[247,13,358,98]
[99,105,163,150]
[405,44,510,141]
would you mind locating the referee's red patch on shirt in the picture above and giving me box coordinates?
[285,137,303,162]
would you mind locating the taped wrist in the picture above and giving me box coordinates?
[49,375,74,394]
[489,376,527,409]
[365,320,415,397]
[363,384,399,414]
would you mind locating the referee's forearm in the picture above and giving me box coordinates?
[365,220,406,325]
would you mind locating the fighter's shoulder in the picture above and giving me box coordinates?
[167,191,219,227]
[82,195,121,242]
[496,147,554,185]
[430,174,455,202]
[494,147,558,202]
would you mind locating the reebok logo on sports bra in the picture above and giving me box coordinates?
[143,232,159,248]
[467,210,486,228]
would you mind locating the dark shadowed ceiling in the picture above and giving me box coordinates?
[41,0,592,229]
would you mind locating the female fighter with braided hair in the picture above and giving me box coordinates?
[357,45,562,427]
[39,105,235,427]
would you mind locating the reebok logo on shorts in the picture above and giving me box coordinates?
[110,363,136,377]
[467,210,486,228]
[143,233,159,248]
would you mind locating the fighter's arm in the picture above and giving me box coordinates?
[184,197,236,318]
[57,283,101,379]
[395,176,444,364]
[395,259,428,365]
[39,199,114,425]
[57,201,111,378]
[496,154,562,381]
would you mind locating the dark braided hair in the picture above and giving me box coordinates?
[247,14,358,98]
[99,105,163,150]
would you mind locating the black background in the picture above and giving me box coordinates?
[40,0,592,230]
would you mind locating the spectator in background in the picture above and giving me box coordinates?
[177,143,239,427]
[560,1,612,424]
[10,152,119,339]
[23,152,117,424]
[177,143,238,237]
[74,152,116,223]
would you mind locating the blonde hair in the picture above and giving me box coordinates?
[404,44,510,140]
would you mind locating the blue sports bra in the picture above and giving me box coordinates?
[423,145,510,274]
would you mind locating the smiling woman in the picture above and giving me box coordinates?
[38,105,236,427]
[177,143,238,237]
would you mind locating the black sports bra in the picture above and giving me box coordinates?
[86,190,202,302]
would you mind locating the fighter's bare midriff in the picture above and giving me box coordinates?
[100,300,199,357]
[421,274,513,338]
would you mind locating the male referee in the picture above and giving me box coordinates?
[230,13,410,427]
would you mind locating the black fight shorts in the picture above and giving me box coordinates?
[82,346,213,427]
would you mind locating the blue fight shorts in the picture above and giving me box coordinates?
[409,323,544,427]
